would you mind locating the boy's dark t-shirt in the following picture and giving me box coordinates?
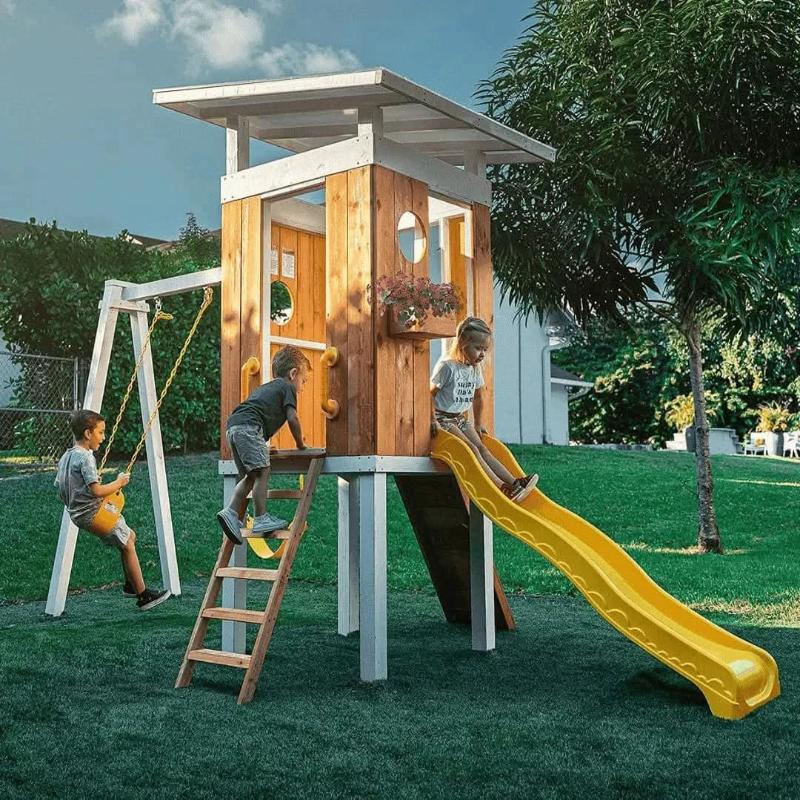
[226,377,297,439]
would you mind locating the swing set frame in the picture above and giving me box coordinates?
[45,268,221,617]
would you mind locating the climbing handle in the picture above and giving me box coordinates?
[240,356,261,402]
[320,347,340,420]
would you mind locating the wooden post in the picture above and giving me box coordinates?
[129,310,180,596]
[46,282,124,617]
[337,475,360,635]
[358,472,387,681]
[221,474,247,653]
[469,500,495,651]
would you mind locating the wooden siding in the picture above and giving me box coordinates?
[472,203,494,435]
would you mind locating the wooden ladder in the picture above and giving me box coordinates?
[175,456,324,704]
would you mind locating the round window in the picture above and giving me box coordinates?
[271,280,294,326]
[397,211,427,264]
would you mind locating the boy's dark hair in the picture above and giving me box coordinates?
[71,409,104,441]
[272,345,312,378]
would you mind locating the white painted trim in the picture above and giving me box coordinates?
[551,377,593,388]
[120,268,221,302]
[358,106,384,138]
[358,473,387,681]
[469,500,495,652]
[130,310,181,597]
[262,201,272,378]
[271,335,326,351]
[337,477,360,636]
[47,283,124,616]
[106,299,150,313]
[271,197,325,234]
[221,134,491,207]
[218,456,449,476]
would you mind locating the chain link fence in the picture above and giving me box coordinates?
[0,351,88,469]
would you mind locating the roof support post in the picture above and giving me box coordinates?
[226,115,250,174]
[358,106,384,138]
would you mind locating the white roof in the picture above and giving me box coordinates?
[153,67,555,166]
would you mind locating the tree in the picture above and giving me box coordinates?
[479,0,800,552]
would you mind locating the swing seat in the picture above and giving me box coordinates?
[88,490,125,536]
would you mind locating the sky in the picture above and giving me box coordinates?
[0,0,533,240]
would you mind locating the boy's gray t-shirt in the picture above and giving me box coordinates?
[430,357,485,414]
[55,446,102,527]
[226,377,298,439]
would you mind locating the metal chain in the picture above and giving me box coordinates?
[125,286,214,474]
[98,308,173,472]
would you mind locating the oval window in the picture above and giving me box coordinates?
[397,211,427,264]
[271,280,294,326]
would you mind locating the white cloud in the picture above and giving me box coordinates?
[99,0,361,77]
[172,0,264,70]
[99,0,165,43]
[0,0,16,14]
[257,42,360,78]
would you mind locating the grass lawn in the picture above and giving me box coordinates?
[1,446,799,798]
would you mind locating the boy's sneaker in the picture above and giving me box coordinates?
[252,512,289,535]
[137,588,171,611]
[122,582,138,598]
[216,506,243,544]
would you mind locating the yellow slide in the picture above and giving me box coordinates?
[431,430,780,720]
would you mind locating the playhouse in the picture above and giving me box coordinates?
[46,69,779,717]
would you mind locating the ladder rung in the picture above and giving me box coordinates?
[202,607,265,624]
[188,648,252,669]
[242,529,291,540]
[216,567,280,581]
[267,490,303,499]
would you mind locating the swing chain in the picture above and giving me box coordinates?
[124,286,214,474]
[98,305,171,472]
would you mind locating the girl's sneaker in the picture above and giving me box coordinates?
[500,474,539,504]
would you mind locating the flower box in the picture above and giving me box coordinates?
[388,307,457,340]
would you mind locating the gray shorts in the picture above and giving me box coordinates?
[227,424,270,476]
[100,514,132,551]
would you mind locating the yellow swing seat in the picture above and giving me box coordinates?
[88,490,126,536]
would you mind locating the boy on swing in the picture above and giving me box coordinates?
[55,409,171,610]
[216,345,310,544]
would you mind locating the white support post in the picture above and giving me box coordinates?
[464,150,487,176]
[469,500,495,651]
[358,106,384,138]
[221,475,248,653]
[46,282,124,616]
[337,476,360,635]
[226,115,250,175]
[358,473,387,681]
[129,311,181,596]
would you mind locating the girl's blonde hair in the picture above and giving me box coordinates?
[447,316,492,361]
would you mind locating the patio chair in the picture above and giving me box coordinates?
[783,431,800,458]
[743,433,767,456]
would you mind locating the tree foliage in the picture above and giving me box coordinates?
[0,216,221,456]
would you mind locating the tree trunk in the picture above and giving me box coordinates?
[684,317,723,554]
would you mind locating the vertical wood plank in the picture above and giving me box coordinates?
[410,178,431,456]
[347,166,375,455]
[325,172,349,456]
[373,166,397,455]
[472,202,494,434]
[393,173,415,456]
[296,231,313,345]
[278,227,299,341]
[220,200,243,459]
[241,196,263,377]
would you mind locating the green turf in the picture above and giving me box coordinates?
[1,582,798,800]
[3,447,800,625]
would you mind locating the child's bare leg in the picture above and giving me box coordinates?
[251,467,270,517]
[120,531,146,595]
[460,425,518,485]
[445,424,507,488]
[228,473,255,519]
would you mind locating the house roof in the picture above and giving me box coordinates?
[153,68,556,166]
[551,365,594,388]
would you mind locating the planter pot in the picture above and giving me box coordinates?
[387,308,457,340]
[761,431,784,457]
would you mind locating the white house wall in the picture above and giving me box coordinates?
[549,384,571,446]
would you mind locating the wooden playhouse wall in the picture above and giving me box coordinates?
[325,164,494,458]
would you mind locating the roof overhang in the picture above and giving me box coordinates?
[153,67,556,167]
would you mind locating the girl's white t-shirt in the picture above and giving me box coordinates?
[430,357,485,414]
